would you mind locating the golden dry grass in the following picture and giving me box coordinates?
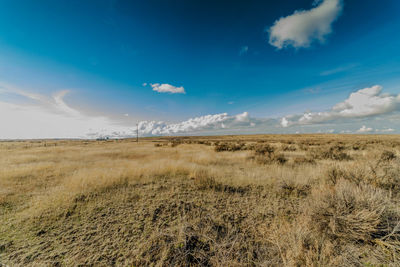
[0,134,400,266]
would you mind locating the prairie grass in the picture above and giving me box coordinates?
[0,135,400,266]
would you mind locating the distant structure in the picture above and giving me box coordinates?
[136,123,139,143]
[96,136,110,141]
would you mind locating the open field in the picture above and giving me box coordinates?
[1,134,400,266]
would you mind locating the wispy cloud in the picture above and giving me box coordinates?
[146,83,186,94]
[239,46,249,56]
[53,90,80,117]
[302,87,321,94]
[320,63,358,76]
[0,84,119,139]
[268,0,343,49]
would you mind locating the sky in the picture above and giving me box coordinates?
[1,0,400,139]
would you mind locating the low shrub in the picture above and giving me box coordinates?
[281,144,297,152]
[279,179,311,198]
[310,145,352,161]
[351,142,367,151]
[256,152,287,165]
[326,167,365,186]
[254,144,275,155]
[293,156,316,165]
[170,141,181,147]
[191,169,218,190]
[214,142,245,152]
[380,150,396,162]
[308,180,398,242]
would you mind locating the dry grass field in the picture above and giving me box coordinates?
[1,134,400,266]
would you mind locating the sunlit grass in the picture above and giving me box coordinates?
[1,135,400,266]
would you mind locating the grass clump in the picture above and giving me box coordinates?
[309,180,392,242]
[293,156,316,165]
[214,142,245,152]
[310,145,352,161]
[380,150,396,161]
[252,144,287,164]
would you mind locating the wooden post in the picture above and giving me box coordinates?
[136,123,139,143]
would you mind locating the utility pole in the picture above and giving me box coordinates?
[136,123,139,143]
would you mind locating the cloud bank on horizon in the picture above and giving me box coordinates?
[281,85,400,127]
[88,112,260,139]
[0,83,399,139]
[268,0,343,49]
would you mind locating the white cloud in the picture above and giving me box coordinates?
[357,125,373,133]
[376,128,395,133]
[282,85,400,127]
[280,117,289,127]
[268,0,343,49]
[235,111,250,122]
[149,83,185,94]
[132,111,253,136]
[332,85,399,116]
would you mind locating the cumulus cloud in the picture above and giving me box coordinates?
[282,85,400,127]
[280,117,289,127]
[357,125,373,133]
[126,112,254,137]
[268,0,343,49]
[86,112,267,138]
[149,83,185,94]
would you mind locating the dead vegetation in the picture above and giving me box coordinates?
[1,134,400,266]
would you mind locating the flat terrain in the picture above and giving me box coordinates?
[1,134,400,266]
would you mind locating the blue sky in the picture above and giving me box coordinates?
[1,0,400,138]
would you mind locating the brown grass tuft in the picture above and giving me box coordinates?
[381,150,397,161]
[308,180,391,242]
